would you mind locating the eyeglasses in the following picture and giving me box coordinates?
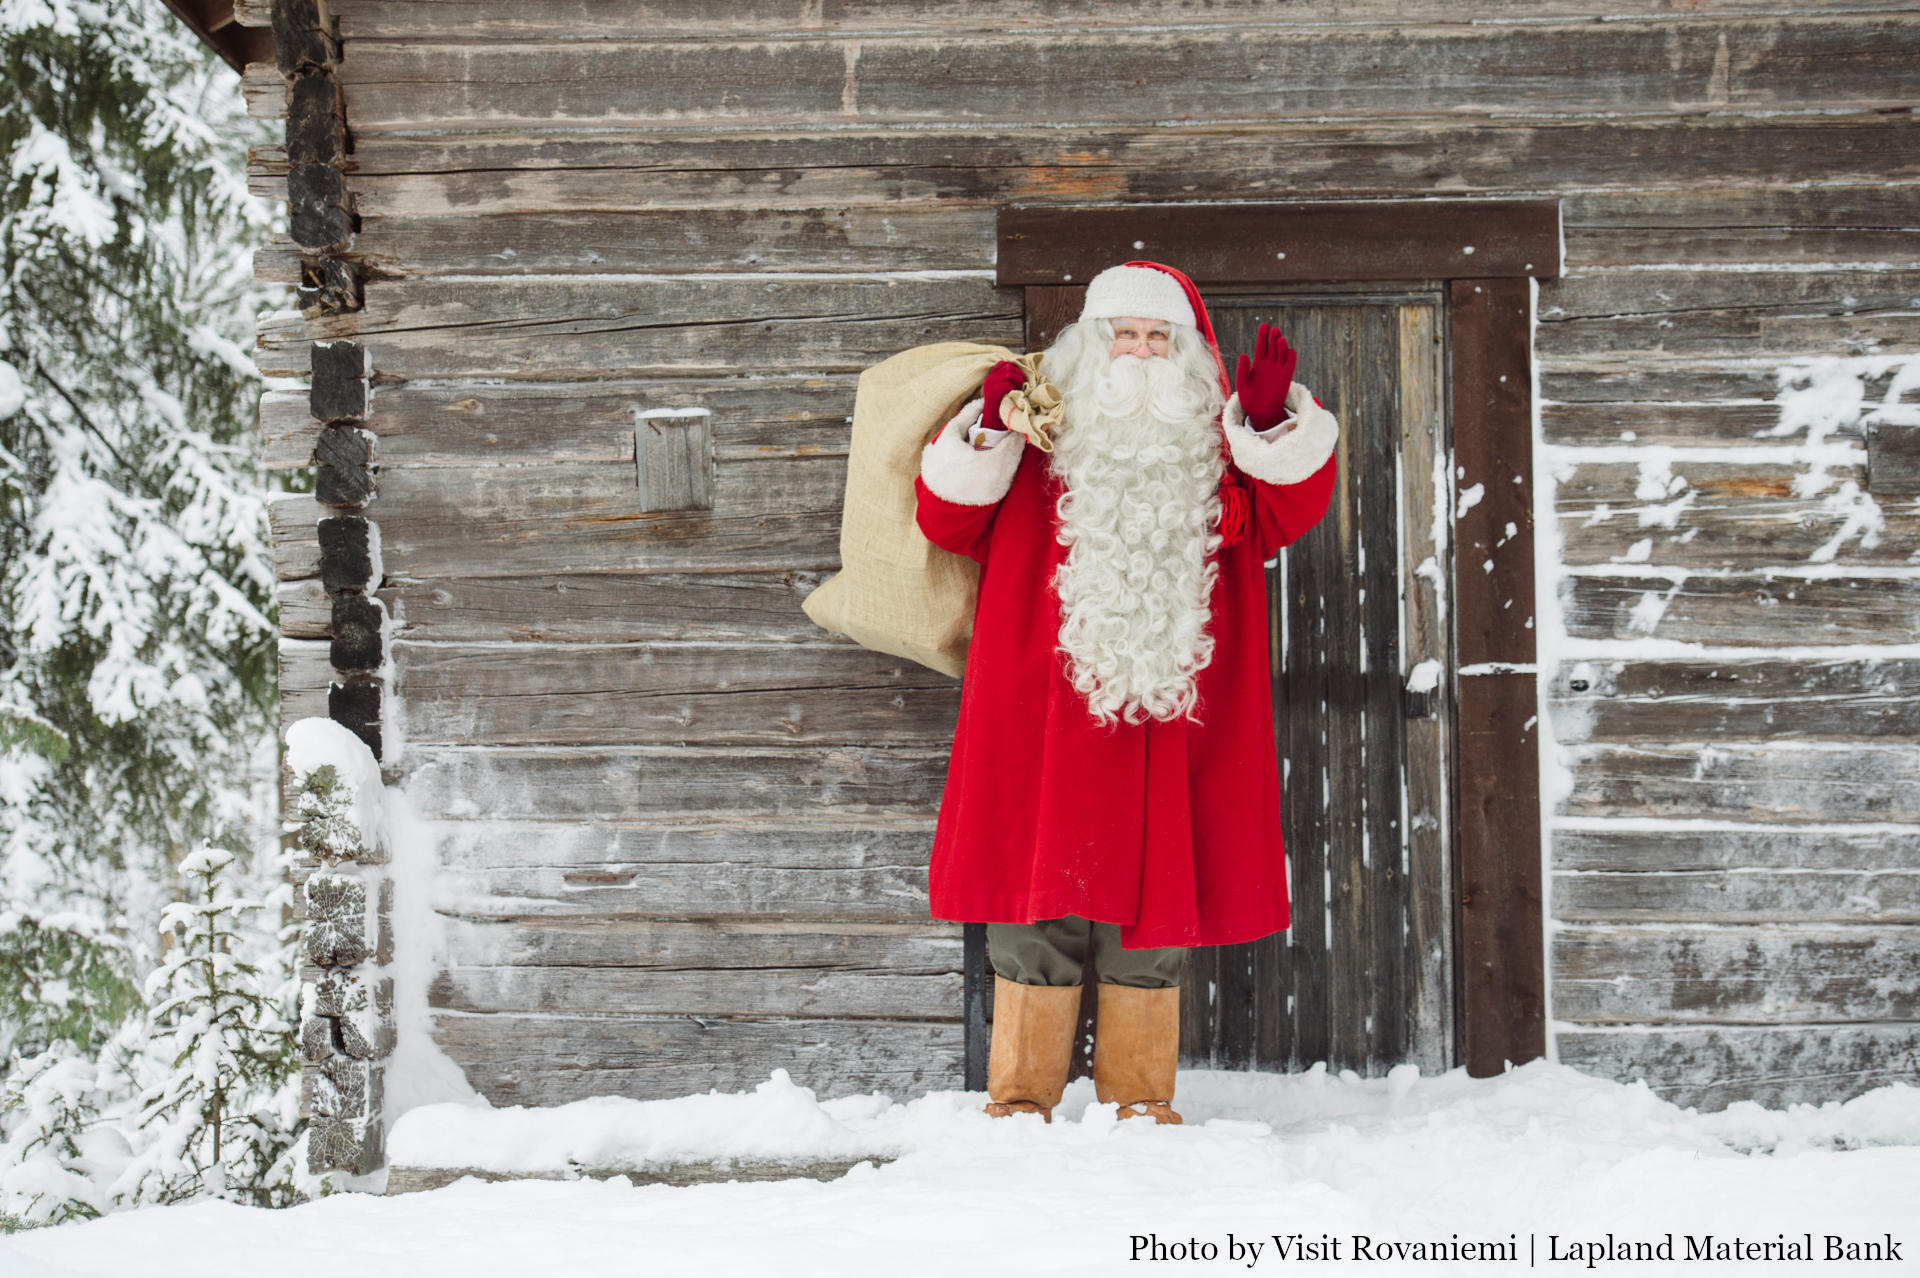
[1109,321,1172,355]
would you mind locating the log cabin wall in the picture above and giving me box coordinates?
[243,1,1920,1119]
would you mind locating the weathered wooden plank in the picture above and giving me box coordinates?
[256,275,1020,379]
[1548,657,1920,740]
[278,207,996,279]
[268,492,323,581]
[430,1012,962,1104]
[1001,200,1559,286]
[393,640,958,746]
[1552,822,1920,873]
[334,21,1920,132]
[1540,365,1784,404]
[278,577,332,639]
[1553,924,1920,1023]
[431,818,933,871]
[305,117,1920,215]
[439,909,952,959]
[1554,458,1916,570]
[380,572,831,643]
[1562,573,1920,645]
[402,746,948,820]
[429,819,935,922]
[269,458,849,579]
[1537,266,1920,359]
[1541,401,1804,449]
[1555,1023,1920,1110]
[433,922,959,1018]
[241,60,284,119]
[438,860,931,922]
[1562,183,1920,268]
[1396,301,1454,1078]
[264,378,859,473]
[1562,743,1920,822]
[280,637,332,722]
[1552,869,1920,923]
[1869,423,1920,495]
[328,0,1920,42]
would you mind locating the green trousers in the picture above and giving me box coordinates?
[987,915,1188,989]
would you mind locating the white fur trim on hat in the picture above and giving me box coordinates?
[919,397,1025,506]
[1079,265,1196,329]
[1223,383,1340,486]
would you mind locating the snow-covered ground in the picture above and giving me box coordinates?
[5,1061,1916,1277]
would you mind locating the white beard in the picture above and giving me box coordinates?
[1041,321,1228,726]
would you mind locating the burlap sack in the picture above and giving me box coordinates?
[801,341,1026,677]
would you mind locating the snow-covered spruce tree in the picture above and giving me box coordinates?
[113,842,299,1207]
[0,0,282,1068]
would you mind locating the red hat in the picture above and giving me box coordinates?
[1119,260,1233,400]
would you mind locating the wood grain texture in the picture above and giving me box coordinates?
[1553,924,1920,1023]
[430,1012,962,1105]
[327,0,1920,42]
[256,275,1020,379]
[1560,574,1920,646]
[1001,200,1559,285]
[1454,671,1547,1076]
[1562,183,1920,267]
[1555,1023,1920,1111]
[1450,278,1536,667]
[401,746,948,821]
[433,923,961,1019]
[1553,458,1913,570]
[262,378,859,472]
[1551,869,1920,924]
[1561,742,1920,822]
[1553,822,1920,873]
[252,116,1920,214]
[379,571,831,643]
[281,637,331,723]
[332,21,1920,132]
[1548,657,1920,740]
[1537,266,1920,360]
[392,640,959,746]
[270,459,849,579]
[265,206,997,278]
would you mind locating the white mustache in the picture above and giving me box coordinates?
[1088,353,1199,424]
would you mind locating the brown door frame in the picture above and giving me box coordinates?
[987,200,1558,1079]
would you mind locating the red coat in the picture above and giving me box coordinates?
[913,389,1340,949]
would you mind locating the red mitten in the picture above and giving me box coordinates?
[979,360,1027,434]
[1233,323,1298,431]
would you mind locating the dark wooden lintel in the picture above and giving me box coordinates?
[998,200,1560,288]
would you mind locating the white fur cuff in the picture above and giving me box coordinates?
[1224,383,1339,486]
[919,397,1025,506]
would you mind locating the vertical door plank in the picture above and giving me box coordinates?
[1398,302,1456,1078]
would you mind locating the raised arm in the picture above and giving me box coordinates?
[913,396,1026,564]
[1222,382,1340,558]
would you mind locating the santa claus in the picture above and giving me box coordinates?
[912,261,1340,1125]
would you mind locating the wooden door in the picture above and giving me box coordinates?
[1180,290,1455,1078]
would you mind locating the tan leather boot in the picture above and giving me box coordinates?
[1092,982,1184,1124]
[984,976,1082,1123]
